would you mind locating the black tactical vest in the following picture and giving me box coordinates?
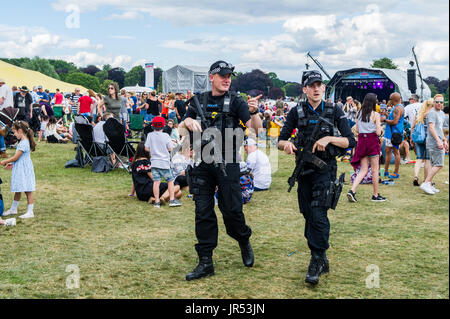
[296,101,337,161]
[199,91,239,132]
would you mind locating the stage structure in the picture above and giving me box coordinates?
[325,68,431,103]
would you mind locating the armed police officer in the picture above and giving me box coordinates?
[182,60,262,281]
[278,70,356,285]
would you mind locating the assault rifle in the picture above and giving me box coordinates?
[190,95,227,177]
[287,114,336,192]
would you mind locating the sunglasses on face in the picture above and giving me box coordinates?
[435,101,444,104]
[109,87,115,90]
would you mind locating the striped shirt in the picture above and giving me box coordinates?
[71,94,82,113]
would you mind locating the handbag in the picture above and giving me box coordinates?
[411,122,426,144]
[391,132,403,146]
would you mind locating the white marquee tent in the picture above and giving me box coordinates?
[162,65,211,94]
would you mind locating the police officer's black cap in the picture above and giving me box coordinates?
[209,60,235,76]
[302,70,323,86]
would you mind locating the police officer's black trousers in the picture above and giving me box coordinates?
[297,169,333,255]
[192,162,252,258]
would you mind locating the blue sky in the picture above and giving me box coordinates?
[0,0,448,82]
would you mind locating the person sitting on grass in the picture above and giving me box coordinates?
[129,141,182,204]
[144,116,182,208]
[45,116,70,143]
[171,146,193,191]
[93,112,116,166]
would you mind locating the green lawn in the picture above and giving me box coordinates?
[0,141,448,299]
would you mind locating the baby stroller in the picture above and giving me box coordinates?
[0,107,20,147]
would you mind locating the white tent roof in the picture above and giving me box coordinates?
[372,68,431,101]
[166,65,209,73]
[121,84,153,93]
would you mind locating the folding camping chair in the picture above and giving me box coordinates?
[128,113,145,139]
[74,116,108,168]
[53,106,63,119]
[103,117,137,172]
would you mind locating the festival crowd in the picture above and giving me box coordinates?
[0,76,448,225]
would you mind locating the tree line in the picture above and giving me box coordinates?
[0,56,163,95]
[1,56,448,100]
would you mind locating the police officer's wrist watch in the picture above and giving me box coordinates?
[250,109,259,115]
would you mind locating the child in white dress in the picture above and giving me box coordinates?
[0,121,36,219]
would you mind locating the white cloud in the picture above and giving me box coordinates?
[50,0,397,25]
[64,51,133,69]
[104,10,142,20]
[0,32,60,57]
[109,35,136,40]
[0,24,103,59]
[62,38,94,49]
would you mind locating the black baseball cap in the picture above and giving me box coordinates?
[209,60,235,76]
[302,70,323,86]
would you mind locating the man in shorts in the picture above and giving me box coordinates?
[420,94,448,194]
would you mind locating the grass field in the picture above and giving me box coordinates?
[0,140,448,299]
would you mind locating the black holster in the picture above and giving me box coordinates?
[186,164,209,195]
[326,173,345,210]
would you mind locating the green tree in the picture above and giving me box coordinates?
[124,65,145,87]
[231,71,243,82]
[100,79,118,95]
[102,64,112,72]
[0,57,31,67]
[48,59,79,75]
[95,70,109,84]
[65,72,101,92]
[283,82,302,97]
[20,56,60,79]
[267,72,285,88]
[428,84,438,98]
[371,57,398,69]
[157,77,163,93]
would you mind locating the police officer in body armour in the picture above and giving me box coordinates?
[278,70,356,285]
[182,61,262,281]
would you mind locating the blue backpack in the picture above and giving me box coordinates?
[412,122,426,144]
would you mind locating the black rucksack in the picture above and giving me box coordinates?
[91,156,112,173]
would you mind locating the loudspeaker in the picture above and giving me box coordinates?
[407,69,417,94]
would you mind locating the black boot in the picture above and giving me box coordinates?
[239,240,254,267]
[305,254,329,285]
[186,256,215,281]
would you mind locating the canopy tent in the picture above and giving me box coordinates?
[325,68,431,103]
[0,60,87,93]
[120,84,154,94]
[162,65,211,94]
